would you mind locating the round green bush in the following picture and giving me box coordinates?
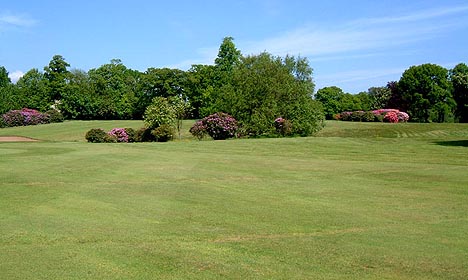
[45,109,64,123]
[85,128,107,143]
[151,124,174,142]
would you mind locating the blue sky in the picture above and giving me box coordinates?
[1,0,467,93]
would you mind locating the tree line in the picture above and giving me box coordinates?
[315,63,468,123]
[1,37,467,128]
[1,37,324,137]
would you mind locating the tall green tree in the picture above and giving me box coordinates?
[215,52,323,136]
[199,37,242,116]
[137,68,188,117]
[315,86,345,119]
[0,66,11,88]
[60,69,97,119]
[186,64,216,118]
[16,69,50,111]
[450,63,468,122]
[44,55,70,101]
[214,36,241,74]
[398,64,455,122]
[88,59,141,119]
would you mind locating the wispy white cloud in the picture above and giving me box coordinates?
[240,5,468,59]
[8,70,24,83]
[350,5,468,26]
[0,12,37,29]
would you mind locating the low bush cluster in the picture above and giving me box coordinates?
[86,128,134,143]
[1,108,64,128]
[85,126,173,143]
[190,112,238,140]
[335,109,410,123]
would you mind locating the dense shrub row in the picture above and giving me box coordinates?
[1,108,64,128]
[85,126,175,143]
[189,113,301,140]
[334,109,410,123]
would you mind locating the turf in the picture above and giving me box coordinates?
[1,121,467,279]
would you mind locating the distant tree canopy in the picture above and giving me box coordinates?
[314,63,467,123]
[1,39,467,125]
[397,64,455,123]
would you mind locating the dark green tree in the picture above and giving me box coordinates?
[214,36,241,74]
[44,55,70,101]
[450,63,468,122]
[215,52,323,136]
[199,37,242,116]
[186,64,216,118]
[88,59,141,119]
[60,69,97,119]
[0,66,11,88]
[16,69,50,111]
[137,68,188,117]
[399,64,455,122]
[315,86,345,119]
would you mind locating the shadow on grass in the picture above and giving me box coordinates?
[434,140,468,147]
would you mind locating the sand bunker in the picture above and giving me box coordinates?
[0,136,38,142]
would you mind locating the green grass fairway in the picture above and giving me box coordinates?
[1,121,468,279]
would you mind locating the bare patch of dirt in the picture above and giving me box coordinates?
[0,136,38,142]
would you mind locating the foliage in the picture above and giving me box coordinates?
[16,69,50,112]
[169,95,192,139]
[124,128,136,142]
[215,37,241,73]
[137,68,188,117]
[398,63,455,122]
[108,128,129,143]
[87,59,140,120]
[45,109,64,123]
[2,108,50,127]
[135,127,156,142]
[274,117,293,136]
[337,109,409,123]
[151,124,175,142]
[213,52,323,136]
[193,112,238,140]
[0,85,23,115]
[384,111,399,123]
[189,120,207,140]
[315,86,345,119]
[44,55,70,101]
[143,97,177,129]
[85,128,108,143]
[450,63,468,122]
[0,66,11,88]
[367,86,392,110]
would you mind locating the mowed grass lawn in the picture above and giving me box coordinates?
[1,121,467,279]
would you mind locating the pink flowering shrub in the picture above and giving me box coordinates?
[2,108,49,127]
[190,112,238,140]
[108,128,129,142]
[337,109,409,123]
[383,111,399,123]
[397,112,410,122]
